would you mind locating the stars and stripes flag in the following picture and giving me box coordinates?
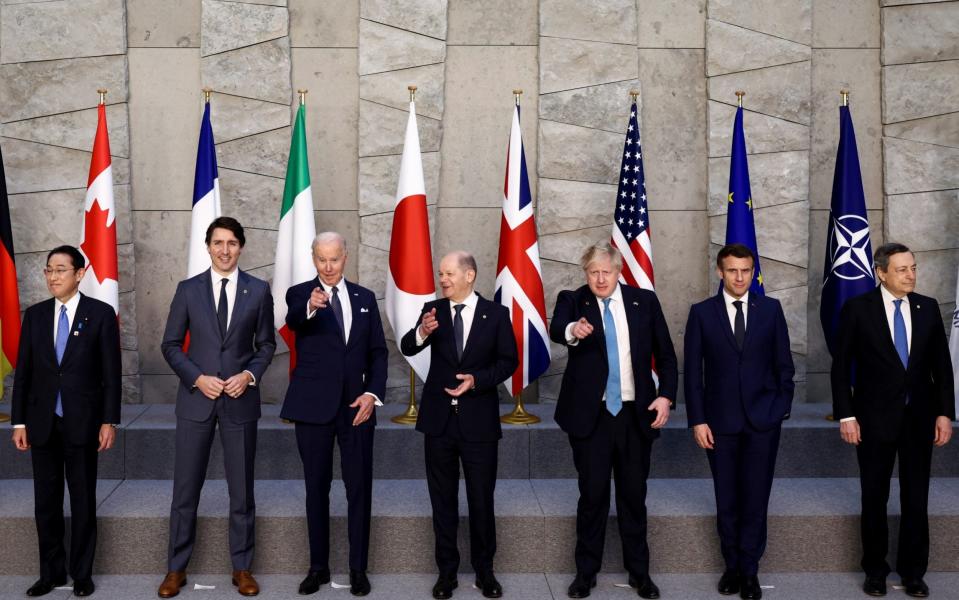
[187,100,221,278]
[78,102,119,314]
[724,105,765,295]
[0,144,21,398]
[274,101,317,375]
[611,98,654,290]
[386,100,436,382]
[494,102,550,395]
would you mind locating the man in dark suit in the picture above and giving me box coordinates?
[684,243,795,600]
[400,251,517,600]
[11,245,121,598]
[832,242,954,598]
[549,242,677,600]
[279,232,387,597]
[157,217,276,598]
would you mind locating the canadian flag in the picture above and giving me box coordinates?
[78,103,119,314]
[385,101,435,381]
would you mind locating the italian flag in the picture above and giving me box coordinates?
[273,104,317,374]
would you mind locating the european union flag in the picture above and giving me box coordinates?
[724,106,764,296]
[820,105,875,355]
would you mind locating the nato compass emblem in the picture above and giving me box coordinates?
[825,214,874,283]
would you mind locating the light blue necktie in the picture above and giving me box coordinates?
[893,299,908,369]
[55,305,69,417]
[602,297,622,416]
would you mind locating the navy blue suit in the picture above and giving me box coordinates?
[280,277,387,572]
[684,291,794,577]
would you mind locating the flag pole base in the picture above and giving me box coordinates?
[0,412,10,423]
[501,394,540,425]
[824,413,835,422]
[392,368,419,425]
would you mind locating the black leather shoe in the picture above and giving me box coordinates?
[903,579,929,598]
[475,572,502,598]
[863,576,886,597]
[567,573,597,598]
[739,575,761,600]
[73,578,95,597]
[718,570,741,595]
[298,569,330,595]
[350,570,371,596]
[630,574,660,599]
[432,575,458,599]
[26,578,66,597]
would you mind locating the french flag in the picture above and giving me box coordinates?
[187,100,221,278]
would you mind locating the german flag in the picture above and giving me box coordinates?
[0,144,21,398]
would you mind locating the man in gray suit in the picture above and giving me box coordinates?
[157,217,276,598]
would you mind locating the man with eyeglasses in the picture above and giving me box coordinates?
[832,242,954,598]
[11,245,121,597]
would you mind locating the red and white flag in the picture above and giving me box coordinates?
[385,101,435,381]
[78,103,119,314]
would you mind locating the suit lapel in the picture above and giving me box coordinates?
[621,286,641,351]
[59,294,88,367]
[741,294,761,353]
[868,288,904,369]
[460,295,489,363]
[224,270,250,344]
[712,293,739,352]
[201,269,224,342]
[41,298,58,364]
[345,281,362,351]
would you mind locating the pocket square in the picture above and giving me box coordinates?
[360,307,370,313]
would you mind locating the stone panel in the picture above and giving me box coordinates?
[708,0,812,46]
[447,0,538,45]
[216,127,291,179]
[127,0,201,48]
[539,37,638,95]
[1,104,130,158]
[441,45,538,208]
[361,0,447,40]
[358,244,389,298]
[708,102,809,157]
[913,249,959,304]
[128,48,201,211]
[358,101,442,157]
[434,207,503,295]
[0,55,129,123]
[882,2,959,65]
[289,0,358,48]
[201,0,288,56]
[209,96,290,143]
[637,0,706,49]
[540,0,637,45]
[709,202,810,268]
[887,190,959,252]
[540,226,610,265]
[538,179,616,235]
[316,210,361,282]
[706,21,810,77]
[538,121,621,184]
[218,169,284,228]
[236,227,279,272]
[883,137,959,195]
[707,151,810,214]
[0,0,126,63]
[541,259,586,315]
[759,256,808,292]
[638,49,708,212]
[540,80,641,134]
[13,251,49,309]
[359,152,441,216]
[360,212,396,253]
[767,285,808,355]
[884,113,959,149]
[1,138,129,195]
[810,49,882,210]
[882,61,959,123]
[202,38,292,105]
[360,63,445,120]
[358,20,446,75]
[708,61,812,125]
[812,0,879,49]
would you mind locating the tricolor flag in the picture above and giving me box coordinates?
[187,100,221,278]
[273,102,317,374]
[724,105,765,295]
[78,102,119,314]
[386,100,435,381]
[0,144,21,398]
[494,101,550,395]
[611,98,654,290]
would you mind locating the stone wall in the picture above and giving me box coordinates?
[2,0,956,405]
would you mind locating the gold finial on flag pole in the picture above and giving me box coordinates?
[629,89,639,103]
[513,89,523,105]
[840,89,849,107]
[408,85,417,102]
[97,89,108,105]
[735,90,745,108]
[202,87,213,103]
[298,89,308,106]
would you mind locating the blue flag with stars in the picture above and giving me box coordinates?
[820,105,875,355]
[724,106,764,295]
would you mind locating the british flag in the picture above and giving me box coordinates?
[494,102,550,395]
[611,99,655,290]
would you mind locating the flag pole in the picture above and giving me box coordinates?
[825,88,850,424]
[736,90,745,107]
[298,89,307,106]
[98,88,108,105]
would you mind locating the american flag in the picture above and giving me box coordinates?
[494,102,550,395]
[611,99,655,290]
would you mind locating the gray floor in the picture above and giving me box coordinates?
[2,573,959,600]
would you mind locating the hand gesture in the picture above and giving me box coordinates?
[571,317,594,340]
[309,287,329,311]
[840,419,861,445]
[195,374,226,400]
[350,393,376,426]
[419,308,439,339]
[444,374,475,397]
[692,423,714,449]
[12,428,29,451]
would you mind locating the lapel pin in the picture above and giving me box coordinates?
[73,331,79,336]
[482,314,487,319]
[915,304,920,309]
[242,289,248,295]
[633,301,639,306]
[585,301,591,306]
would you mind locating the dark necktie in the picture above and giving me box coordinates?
[453,304,465,360]
[733,300,745,350]
[331,285,345,342]
[217,278,229,337]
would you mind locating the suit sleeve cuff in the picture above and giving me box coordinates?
[307,307,317,319]
[244,370,257,387]
[564,322,580,346]
[366,392,383,407]
[415,328,426,346]
[13,424,25,429]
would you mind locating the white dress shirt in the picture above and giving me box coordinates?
[565,284,636,402]
[722,289,749,333]
[210,268,256,386]
[416,291,479,348]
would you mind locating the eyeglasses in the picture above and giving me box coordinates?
[43,268,77,278]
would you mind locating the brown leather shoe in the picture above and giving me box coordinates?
[232,570,259,596]
[157,571,186,598]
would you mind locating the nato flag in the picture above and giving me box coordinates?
[724,106,764,296]
[820,105,875,355]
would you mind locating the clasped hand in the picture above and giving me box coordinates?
[195,371,252,400]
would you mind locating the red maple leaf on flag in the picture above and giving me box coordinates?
[80,199,118,284]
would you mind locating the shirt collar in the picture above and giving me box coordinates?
[319,277,346,294]
[212,268,239,285]
[452,291,478,310]
[722,289,749,307]
[879,283,908,305]
[58,291,82,312]
[596,283,623,306]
